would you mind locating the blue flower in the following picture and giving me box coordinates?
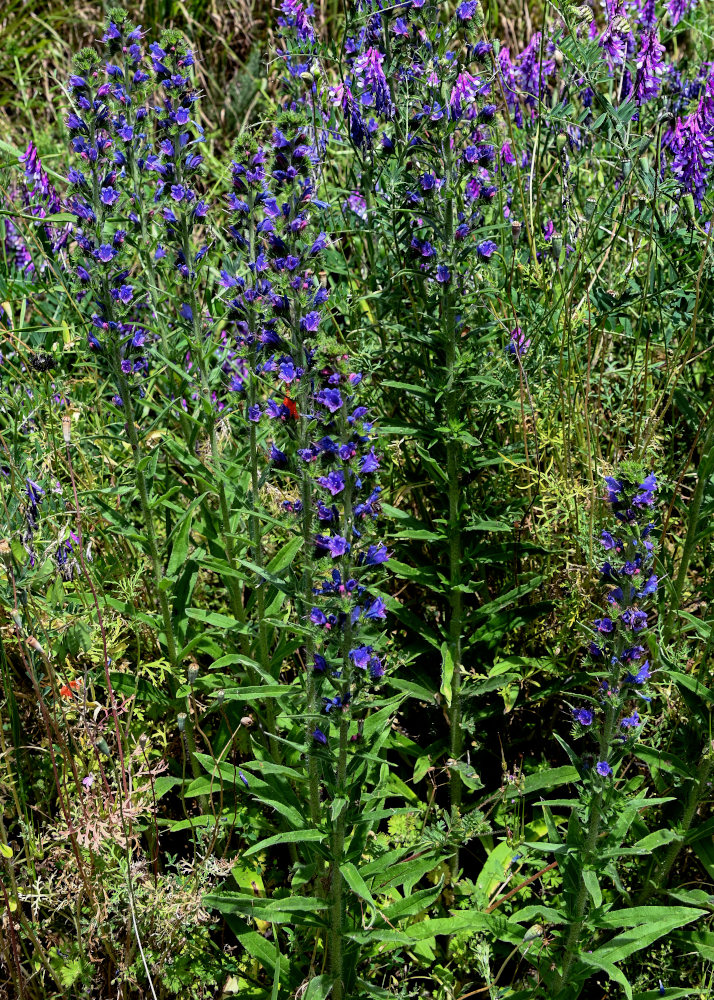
[476,240,498,259]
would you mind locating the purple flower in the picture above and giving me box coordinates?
[301,311,321,332]
[310,607,328,626]
[596,761,612,778]
[95,244,117,263]
[625,660,651,684]
[669,111,714,208]
[325,535,350,558]
[573,708,594,726]
[476,240,498,259]
[594,617,615,633]
[364,544,389,565]
[604,476,623,500]
[369,657,384,679]
[117,285,133,304]
[170,184,186,202]
[354,47,393,117]
[100,187,119,206]
[638,574,658,597]
[316,471,346,496]
[631,28,665,105]
[350,646,373,669]
[436,265,451,284]
[621,608,648,631]
[364,596,386,620]
[316,388,343,413]
[506,328,531,357]
[668,0,697,25]
[601,530,622,552]
[179,303,194,322]
[312,727,328,745]
[456,0,478,18]
[621,711,641,729]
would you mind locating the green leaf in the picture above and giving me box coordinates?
[632,828,680,852]
[578,951,632,1000]
[440,642,454,707]
[303,975,331,1000]
[270,948,281,1000]
[266,536,304,574]
[243,829,326,858]
[520,766,580,796]
[582,869,602,909]
[185,608,247,630]
[204,892,327,924]
[341,862,378,922]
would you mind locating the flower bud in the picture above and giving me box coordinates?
[511,220,522,243]
[584,197,597,219]
[187,663,199,684]
[556,133,567,154]
[177,712,187,733]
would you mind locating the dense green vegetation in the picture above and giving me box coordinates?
[2,0,714,997]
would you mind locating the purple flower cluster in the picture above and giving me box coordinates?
[3,142,69,273]
[221,116,388,749]
[572,470,659,780]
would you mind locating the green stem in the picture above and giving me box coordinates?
[329,438,354,1000]
[441,145,464,882]
[555,702,617,994]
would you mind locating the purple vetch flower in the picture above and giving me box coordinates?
[669,108,714,208]
[668,0,697,25]
[506,327,530,357]
[354,47,393,118]
[631,27,665,105]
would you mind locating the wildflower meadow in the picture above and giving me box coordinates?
[1,0,714,996]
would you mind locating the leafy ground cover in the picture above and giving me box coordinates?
[1,0,714,997]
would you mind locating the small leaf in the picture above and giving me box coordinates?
[440,642,454,707]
